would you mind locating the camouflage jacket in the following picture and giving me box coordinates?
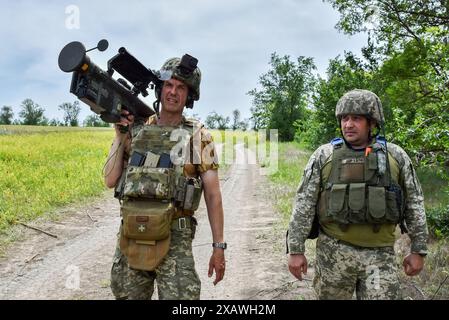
[287,141,428,255]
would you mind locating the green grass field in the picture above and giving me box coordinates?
[0,125,115,232]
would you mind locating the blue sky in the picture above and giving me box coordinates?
[0,0,367,124]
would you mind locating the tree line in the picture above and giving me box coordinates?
[204,109,249,131]
[0,99,109,127]
[248,0,449,168]
[1,98,249,131]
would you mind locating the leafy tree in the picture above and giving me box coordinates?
[248,53,316,141]
[205,111,230,130]
[326,0,449,54]
[239,118,249,131]
[298,53,374,148]
[325,0,449,166]
[0,106,14,124]
[230,109,248,130]
[48,118,63,126]
[83,114,110,127]
[19,99,46,125]
[58,101,81,126]
[377,40,449,164]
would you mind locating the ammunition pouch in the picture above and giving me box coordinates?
[174,176,203,211]
[320,182,402,226]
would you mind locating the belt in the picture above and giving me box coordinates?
[173,208,194,219]
[171,216,196,231]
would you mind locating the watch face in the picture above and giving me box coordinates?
[213,242,227,249]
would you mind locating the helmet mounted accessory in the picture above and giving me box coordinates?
[154,54,201,118]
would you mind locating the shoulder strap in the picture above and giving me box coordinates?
[327,138,345,184]
[376,135,387,147]
[330,137,344,149]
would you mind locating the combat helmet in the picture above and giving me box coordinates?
[158,55,201,108]
[335,89,384,126]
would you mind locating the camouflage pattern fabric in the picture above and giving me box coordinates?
[287,141,428,255]
[314,232,401,300]
[110,222,200,300]
[335,89,385,124]
[122,167,174,200]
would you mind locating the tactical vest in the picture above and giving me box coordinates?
[115,117,203,271]
[318,137,404,232]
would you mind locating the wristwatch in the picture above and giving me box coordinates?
[212,242,227,250]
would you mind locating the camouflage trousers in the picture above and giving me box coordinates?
[110,220,201,300]
[313,232,401,300]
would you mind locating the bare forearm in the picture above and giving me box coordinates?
[104,136,126,188]
[204,191,224,243]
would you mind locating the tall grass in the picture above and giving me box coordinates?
[268,141,311,224]
[0,126,114,232]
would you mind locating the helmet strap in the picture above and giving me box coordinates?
[153,99,160,119]
[186,94,194,109]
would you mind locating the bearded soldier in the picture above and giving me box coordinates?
[104,55,226,300]
[287,89,428,299]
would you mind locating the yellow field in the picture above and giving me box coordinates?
[0,125,115,231]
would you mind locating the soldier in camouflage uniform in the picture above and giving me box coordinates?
[287,89,428,300]
[104,56,226,300]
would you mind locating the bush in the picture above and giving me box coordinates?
[426,206,449,239]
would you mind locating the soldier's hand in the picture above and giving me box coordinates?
[208,249,225,285]
[403,253,424,276]
[288,254,308,281]
[114,110,134,137]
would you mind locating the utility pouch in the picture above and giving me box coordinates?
[367,186,386,222]
[121,201,174,241]
[348,183,366,223]
[119,200,174,271]
[119,232,170,272]
[123,167,176,200]
[182,177,203,211]
[174,176,187,203]
[328,183,348,223]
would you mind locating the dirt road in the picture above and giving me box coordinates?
[0,145,314,300]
